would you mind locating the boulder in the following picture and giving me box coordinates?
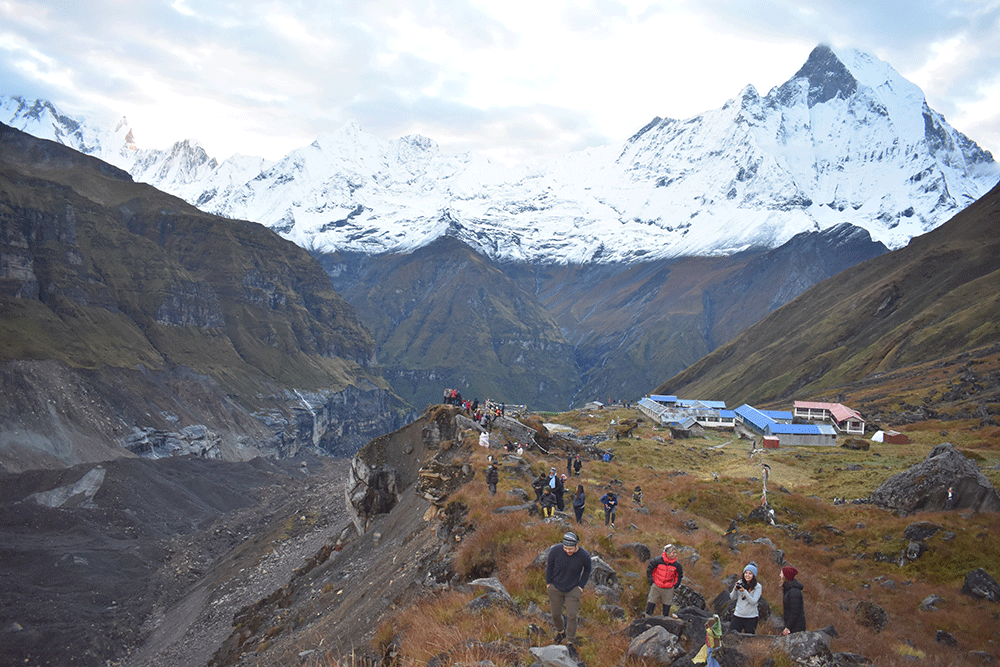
[673,583,707,611]
[590,555,619,590]
[870,443,1000,514]
[904,521,943,542]
[962,568,1000,602]
[627,625,685,665]
[936,630,958,647]
[495,502,537,514]
[722,631,832,666]
[854,600,888,632]
[594,584,619,605]
[621,542,652,562]
[528,644,580,667]
[920,594,945,611]
[624,616,686,639]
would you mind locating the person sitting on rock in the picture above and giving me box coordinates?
[539,487,558,518]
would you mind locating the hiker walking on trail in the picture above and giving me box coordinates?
[485,460,499,496]
[600,490,618,528]
[545,532,591,648]
[567,451,573,477]
[646,544,683,617]
[730,562,762,634]
[573,454,582,476]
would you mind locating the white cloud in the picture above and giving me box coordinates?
[0,0,997,162]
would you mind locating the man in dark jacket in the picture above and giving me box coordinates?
[780,566,806,634]
[645,544,683,616]
[545,532,592,646]
[485,461,499,496]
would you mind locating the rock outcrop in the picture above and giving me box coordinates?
[870,443,1000,514]
[0,124,403,472]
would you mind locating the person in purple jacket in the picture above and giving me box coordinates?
[545,531,592,647]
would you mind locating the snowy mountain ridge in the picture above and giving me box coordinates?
[3,44,997,264]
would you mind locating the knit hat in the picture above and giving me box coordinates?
[562,532,579,547]
[663,543,676,554]
[744,562,758,576]
[781,566,798,580]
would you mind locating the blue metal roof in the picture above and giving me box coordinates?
[735,404,773,431]
[677,399,727,409]
[768,423,825,435]
[649,395,677,403]
[762,410,794,421]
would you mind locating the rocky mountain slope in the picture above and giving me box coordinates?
[323,223,887,410]
[0,124,404,471]
[656,179,1000,406]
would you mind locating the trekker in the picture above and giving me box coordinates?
[730,562,762,634]
[545,532,592,647]
[573,454,582,476]
[780,566,806,635]
[485,460,499,496]
[539,487,557,517]
[557,474,568,511]
[572,484,585,523]
[600,490,618,528]
[567,451,574,477]
[645,544,683,616]
[532,472,547,501]
[547,468,565,512]
[632,485,643,505]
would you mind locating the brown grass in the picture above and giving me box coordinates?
[327,405,1000,666]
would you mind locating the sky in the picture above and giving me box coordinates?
[2,0,999,165]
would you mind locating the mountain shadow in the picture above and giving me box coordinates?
[317,225,886,411]
[318,236,582,412]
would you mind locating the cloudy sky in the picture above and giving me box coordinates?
[2,0,998,164]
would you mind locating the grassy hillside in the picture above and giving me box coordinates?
[226,402,1000,667]
[656,182,1000,407]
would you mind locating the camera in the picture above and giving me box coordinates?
[735,581,744,590]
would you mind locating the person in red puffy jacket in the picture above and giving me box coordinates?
[645,544,683,616]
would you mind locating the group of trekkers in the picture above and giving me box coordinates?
[443,388,508,429]
[486,446,807,660]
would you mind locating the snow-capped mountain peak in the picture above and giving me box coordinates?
[3,43,998,264]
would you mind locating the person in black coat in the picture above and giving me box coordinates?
[780,566,806,634]
[572,484,585,523]
[485,461,499,496]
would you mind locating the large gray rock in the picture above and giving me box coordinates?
[725,630,833,665]
[871,443,1000,514]
[854,600,888,632]
[528,644,581,667]
[961,569,1000,602]
[627,625,685,664]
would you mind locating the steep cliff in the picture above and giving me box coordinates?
[0,124,405,471]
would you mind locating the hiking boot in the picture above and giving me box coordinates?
[566,641,579,658]
[554,631,566,644]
